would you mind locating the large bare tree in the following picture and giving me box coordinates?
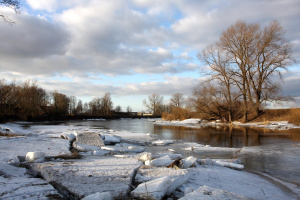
[0,0,20,24]
[199,20,293,122]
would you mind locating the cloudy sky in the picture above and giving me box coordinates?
[1,0,299,111]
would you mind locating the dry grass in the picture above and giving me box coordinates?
[0,131,20,137]
[250,108,300,125]
[50,149,81,160]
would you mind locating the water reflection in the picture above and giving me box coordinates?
[153,125,300,147]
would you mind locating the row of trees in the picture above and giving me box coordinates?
[0,79,133,122]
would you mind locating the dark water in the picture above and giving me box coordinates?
[63,119,300,186]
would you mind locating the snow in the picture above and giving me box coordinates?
[33,157,143,199]
[102,135,121,144]
[179,185,248,200]
[214,160,244,170]
[81,192,113,200]
[1,121,299,200]
[0,162,62,199]
[178,167,298,200]
[155,118,300,130]
[181,156,197,169]
[147,155,173,167]
[25,152,46,163]
[152,140,175,145]
[132,176,171,200]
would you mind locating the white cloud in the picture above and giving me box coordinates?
[0,0,299,110]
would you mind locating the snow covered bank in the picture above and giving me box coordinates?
[155,118,300,130]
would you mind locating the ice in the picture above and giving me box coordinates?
[25,152,45,163]
[33,157,143,198]
[101,145,145,153]
[102,135,121,144]
[147,155,173,167]
[0,161,62,199]
[214,160,244,170]
[133,167,191,199]
[73,142,101,151]
[76,132,104,147]
[152,140,175,145]
[179,167,297,199]
[132,176,171,200]
[61,131,77,140]
[179,185,248,200]
[82,192,113,200]
[181,156,197,169]
[1,122,299,199]
[137,152,153,162]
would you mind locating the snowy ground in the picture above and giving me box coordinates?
[0,122,299,199]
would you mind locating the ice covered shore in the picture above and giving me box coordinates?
[154,118,300,130]
[0,122,299,199]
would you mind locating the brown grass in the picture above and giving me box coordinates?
[50,149,81,160]
[0,132,20,137]
[250,108,300,125]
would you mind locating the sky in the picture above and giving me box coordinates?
[0,0,299,112]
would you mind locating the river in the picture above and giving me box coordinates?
[62,118,300,187]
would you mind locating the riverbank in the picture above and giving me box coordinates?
[154,118,300,130]
[0,122,299,199]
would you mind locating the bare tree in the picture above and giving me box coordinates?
[76,100,83,114]
[248,21,293,115]
[0,0,20,24]
[101,92,113,116]
[69,96,77,115]
[143,93,164,115]
[51,91,70,116]
[126,106,132,113]
[115,105,122,113]
[200,20,293,122]
[170,93,185,108]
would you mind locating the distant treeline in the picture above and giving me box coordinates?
[0,79,141,122]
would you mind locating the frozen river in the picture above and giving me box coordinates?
[60,118,300,187]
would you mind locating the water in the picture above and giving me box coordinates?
[62,119,300,186]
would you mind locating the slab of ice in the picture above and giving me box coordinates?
[33,157,143,199]
[131,176,171,200]
[76,132,104,147]
[82,192,112,200]
[152,153,183,160]
[25,152,45,163]
[135,167,190,184]
[133,167,191,199]
[181,156,197,169]
[148,155,173,167]
[152,140,175,145]
[0,161,62,200]
[215,160,244,170]
[179,185,248,200]
[101,145,145,153]
[137,152,153,162]
[103,135,121,144]
[73,142,101,151]
[180,167,296,200]
[61,132,77,140]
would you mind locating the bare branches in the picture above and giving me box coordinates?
[0,0,20,24]
[199,20,293,121]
